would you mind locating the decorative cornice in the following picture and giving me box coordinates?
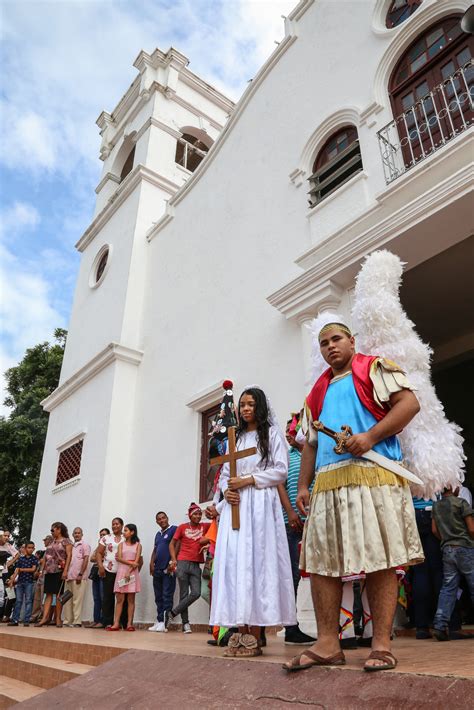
[41,343,143,412]
[76,164,180,252]
[167,91,227,132]
[296,129,473,271]
[147,1,316,243]
[186,381,229,412]
[95,172,121,195]
[52,477,81,494]
[268,136,472,312]
[268,279,344,321]
[57,430,86,452]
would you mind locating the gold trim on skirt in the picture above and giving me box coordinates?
[301,482,424,577]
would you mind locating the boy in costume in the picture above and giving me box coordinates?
[284,321,423,672]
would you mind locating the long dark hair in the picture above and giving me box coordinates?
[236,387,270,468]
[51,522,69,538]
[124,524,139,544]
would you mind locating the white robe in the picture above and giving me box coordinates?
[210,426,297,627]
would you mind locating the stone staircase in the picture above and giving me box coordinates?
[0,630,124,708]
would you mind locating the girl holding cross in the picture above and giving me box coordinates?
[209,386,297,657]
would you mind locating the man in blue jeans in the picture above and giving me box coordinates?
[148,512,177,633]
[8,541,39,626]
[432,486,474,641]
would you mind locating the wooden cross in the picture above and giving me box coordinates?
[210,426,257,530]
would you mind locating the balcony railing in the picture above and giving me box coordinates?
[377,62,473,184]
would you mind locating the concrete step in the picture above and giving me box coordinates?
[0,630,123,666]
[0,676,45,708]
[1,648,93,690]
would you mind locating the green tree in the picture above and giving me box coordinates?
[0,329,66,542]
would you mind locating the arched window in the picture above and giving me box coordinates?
[175,133,210,173]
[120,145,135,182]
[308,126,363,207]
[386,0,423,29]
[389,15,473,165]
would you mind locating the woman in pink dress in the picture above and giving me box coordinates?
[106,524,141,631]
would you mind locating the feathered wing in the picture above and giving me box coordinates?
[351,249,465,499]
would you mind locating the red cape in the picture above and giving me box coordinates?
[306,353,389,422]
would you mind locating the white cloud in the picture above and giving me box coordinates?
[0,201,41,239]
[0,243,65,416]
[0,0,296,178]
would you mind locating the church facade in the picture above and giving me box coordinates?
[33,0,473,623]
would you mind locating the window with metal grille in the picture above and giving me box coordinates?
[199,404,221,503]
[56,440,83,486]
[386,0,423,29]
[308,126,363,207]
[175,133,209,173]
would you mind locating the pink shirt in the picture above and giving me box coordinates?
[67,540,91,580]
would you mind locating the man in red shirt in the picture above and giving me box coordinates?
[167,503,210,632]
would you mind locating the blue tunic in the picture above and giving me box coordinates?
[316,372,402,470]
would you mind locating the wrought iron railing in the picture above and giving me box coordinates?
[377,62,473,184]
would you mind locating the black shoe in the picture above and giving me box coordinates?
[416,628,432,640]
[7,621,18,626]
[340,637,358,649]
[207,639,218,646]
[284,628,317,645]
[433,628,450,642]
[23,623,30,627]
[449,630,474,640]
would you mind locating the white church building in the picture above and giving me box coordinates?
[33,0,473,624]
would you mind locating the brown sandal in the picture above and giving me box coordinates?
[364,650,397,672]
[283,650,345,672]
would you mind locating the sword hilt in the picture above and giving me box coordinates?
[313,420,353,455]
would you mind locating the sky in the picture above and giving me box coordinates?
[0,0,296,414]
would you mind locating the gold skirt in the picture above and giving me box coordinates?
[301,479,424,577]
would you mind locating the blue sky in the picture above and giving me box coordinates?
[0,0,295,413]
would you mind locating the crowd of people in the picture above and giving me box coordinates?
[0,321,473,672]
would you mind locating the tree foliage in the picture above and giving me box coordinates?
[0,329,66,542]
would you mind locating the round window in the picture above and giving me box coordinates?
[89,245,111,289]
[96,250,108,282]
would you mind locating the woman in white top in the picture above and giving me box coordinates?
[210,386,297,657]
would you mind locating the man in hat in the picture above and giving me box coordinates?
[167,503,210,633]
[284,322,423,672]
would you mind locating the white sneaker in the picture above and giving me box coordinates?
[183,623,192,634]
[156,622,166,632]
[148,622,160,632]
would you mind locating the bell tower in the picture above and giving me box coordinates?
[33,48,233,543]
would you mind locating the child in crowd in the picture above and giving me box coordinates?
[107,524,141,632]
[8,542,39,626]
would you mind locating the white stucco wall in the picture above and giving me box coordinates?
[33,0,472,624]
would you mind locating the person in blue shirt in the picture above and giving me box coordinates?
[8,541,39,626]
[148,512,177,632]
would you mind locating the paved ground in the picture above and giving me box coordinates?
[15,647,474,710]
[2,626,473,678]
[2,627,473,708]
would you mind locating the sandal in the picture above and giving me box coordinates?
[126,626,136,632]
[364,650,397,672]
[106,626,120,631]
[34,621,48,628]
[283,650,346,672]
[223,632,242,657]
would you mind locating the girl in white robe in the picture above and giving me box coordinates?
[209,386,297,657]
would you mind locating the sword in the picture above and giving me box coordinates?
[312,420,423,486]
